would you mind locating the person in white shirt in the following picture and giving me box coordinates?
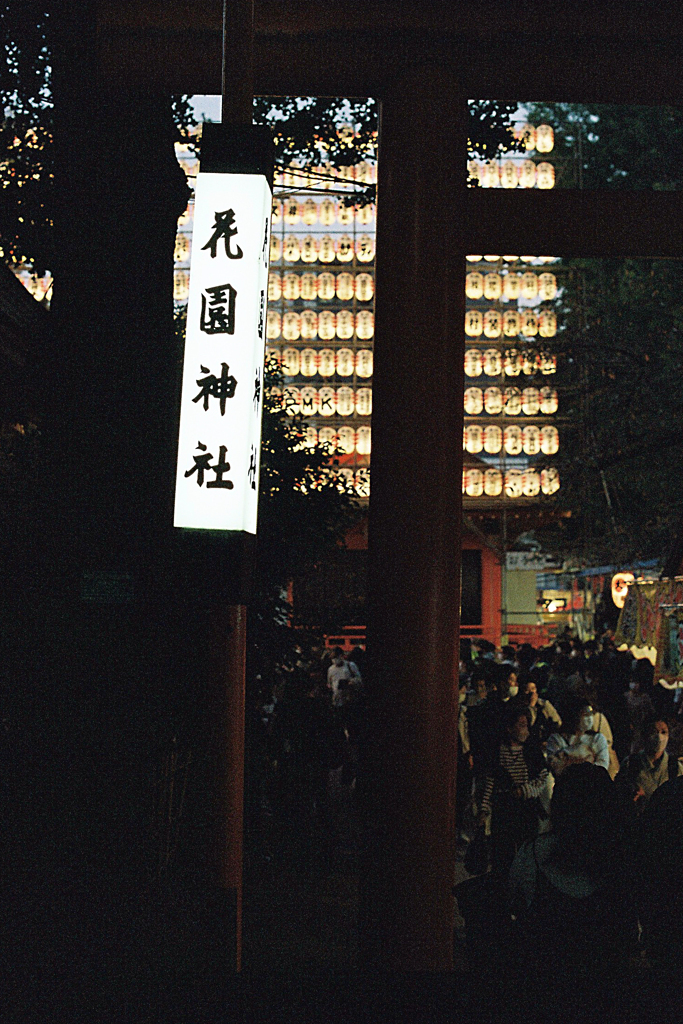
[546,696,609,776]
[327,647,361,708]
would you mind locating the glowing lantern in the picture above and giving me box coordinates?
[355,468,370,498]
[519,160,537,188]
[268,271,282,302]
[537,163,555,189]
[300,235,318,263]
[284,386,300,415]
[465,349,483,377]
[522,387,540,415]
[284,236,300,262]
[300,386,319,415]
[336,348,354,376]
[319,387,336,416]
[266,310,281,340]
[480,162,499,188]
[356,273,374,301]
[356,349,373,377]
[503,310,521,336]
[466,272,484,299]
[503,273,521,301]
[523,470,541,496]
[271,199,282,224]
[521,311,538,337]
[302,198,318,225]
[538,272,557,300]
[484,273,503,300]
[356,235,375,262]
[174,234,191,262]
[318,311,336,340]
[515,123,536,150]
[337,386,354,416]
[540,425,559,455]
[283,165,299,188]
[484,387,504,414]
[319,426,336,448]
[503,256,519,262]
[505,387,522,415]
[521,272,538,300]
[465,310,483,337]
[301,272,317,300]
[356,426,372,454]
[462,472,467,495]
[539,310,557,337]
[522,350,538,375]
[318,272,335,300]
[466,468,484,497]
[337,202,354,226]
[281,347,300,376]
[282,311,301,341]
[483,349,502,376]
[270,236,281,262]
[536,125,554,153]
[320,198,335,225]
[465,424,483,453]
[319,236,336,263]
[501,161,518,189]
[284,200,300,225]
[355,388,372,416]
[300,310,318,339]
[505,468,524,497]
[466,255,483,262]
[356,203,374,225]
[484,468,503,495]
[337,426,355,453]
[336,309,354,339]
[484,255,500,263]
[611,572,634,609]
[173,271,190,302]
[356,161,375,184]
[504,349,522,376]
[523,425,541,455]
[541,467,560,494]
[504,425,523,455]
[356,310,374,339]
[265,346,280,363]
[484,310,502,338]
[283,272,300,300]
[300,348,317,377]
[318,349,336,376]
[540,350,557,375]
[304,426,318,448]
[540,387,558,414]
[467,161,480,183]
[336,272,354,300]
[484,425,502,453]
[464,387,483,414]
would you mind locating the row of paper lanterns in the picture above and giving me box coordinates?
[466,271,557,301]
[464,423,559,456]
[269,270,374,302]
[464,386,558,416]
[331,468,370,498]
[463,466,560,498]
[273,197,375,227]
[267,308,374,341]
[512,123,555,152]
[465,348,556,377]
[466,255,558,264]
[271,234,375,264]
[465,308,557,338]
[274,385,373,417]
[274,161,377,189]
[468,160,555,189]
[300,425,372,455]
[268,346,373,378]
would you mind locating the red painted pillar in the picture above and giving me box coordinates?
[359,67,466,972]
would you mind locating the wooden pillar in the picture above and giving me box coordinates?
[359,66,466,973]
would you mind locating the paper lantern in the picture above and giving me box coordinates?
[336,309,354,339]
[356,203,374,225]
[281,347,300,377]
[265,346,280,364]
[503,256,519,262]
[270,199,282,224]
[282,311,301,341]
[319,198,335,225]
[539,350,557,375]
[522,387,540,415]
[466,255,483,262]
[536,125,554,153]
[173,270,190,302]
[540,425,559,455]
[540,387,558,414]
[503,310,521,336]
[541,467,560,494]
[318,387,336,416]
[538,310,557,337]
[268,271,282,302]
[465,310,483,337]
[484,468,503,496]
[504,349,522,376]
[465,424,483,453]
[336,348,354,376]
[466,272,484,299]
[318,349,336,377]
[484,387,503,414]
[504,387,522,415]
[522,469,541,496]
[319,236,336,263]
[483,255,500,263]
[484,273,503,300]
[318,311,336,340]
[519,160,537,189]
[483,348,502,376]
[302,198,318,225]
[300,309,318,339]
[174,234,191,262]
[336,272,354,300]
[537,163,555,189]
[300,386,319,416]
[355,468,370,498]
[284,236,300,262]
[319,426,336,448]
[356,349,373,378]
[301,272,317,300]
[500,161,518,189]
[337,386,354,416]
[356,273,374,301]
[521,311,538,337]
[356,310,374,339]
[504,425,523,455]
[522,349,538,375]
[356,425,372,454]
[300,348,318,377]
[466,468,484,497]
[515,123,536,151]
[484,310,502,338]
[337,426,355,453]
[465,349,483,377]
[505,468,524,497]
[283,165,299,188]
[283,272,300,300]
[467,161,480,183]
[300,235,318,263]
[304,426,318,448]
[268,385,283,409]
[317,272,335,300]
[464,387,483,414]
[484,425,502,453]
[503,272,520,301]
[266,310,282,340]
[283,385,300,415]
[479,162,499,188]
[355,387,372,416]
[270,236,281,262]
[356,161,375,185]
[538,272,557,300]
[284,200,300,225]
[522,425,541,455]
[356,235,375,262]
[521,272,538,300]
[337,202,354,226]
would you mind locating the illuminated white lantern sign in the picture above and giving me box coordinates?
[174,125,273,534]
